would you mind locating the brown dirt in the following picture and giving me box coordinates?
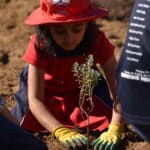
[0,0,150,149]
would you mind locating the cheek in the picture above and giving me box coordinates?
[51,34,63,45]
[76,31,85,43]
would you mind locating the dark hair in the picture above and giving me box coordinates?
[34,25,55,56]
[35,22,99,57]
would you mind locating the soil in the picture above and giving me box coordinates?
[0,0,150,150]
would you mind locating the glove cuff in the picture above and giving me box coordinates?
[108,123,123,134]
[52,124,65,137]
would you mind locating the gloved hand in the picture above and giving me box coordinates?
[52,125,87,149]
[92,123,122,150]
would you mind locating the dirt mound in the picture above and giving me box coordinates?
[0,0,150,150]
[98,0,135,20]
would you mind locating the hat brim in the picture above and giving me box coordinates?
[25,7,109,25]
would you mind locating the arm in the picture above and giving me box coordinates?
[28,64,61,133]
[92,54,124,150]
[101,54,123,124]
[28,64,87,149]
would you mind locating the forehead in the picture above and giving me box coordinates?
[50,22,87,28]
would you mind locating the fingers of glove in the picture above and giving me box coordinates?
[57,139,71,149]
[94,141,107,150]
[75,134,87,145]
[59,132,83,140]
[93,139,122,150]
[59,133,75,142]
[92,139,103,150]
[74,136,87,147]
[57,137,77,149]
[104,142,112,150]
[110,139,122,150]
[92,138,113,150]
[57,130,79,141]
[92,133,114,149]
[101,137,121,150]
[65,138,87,149]
[66,139,78,149]
[93,141,110,150]
[55,128,73,137]
[92,139,113,150]
[55,127,82,136]
[96,132,111,143]
[101,139,122,150]
[99,132,109,140]
[92,137,101,146]
[93,140,112,150]
[58,134,87,149]
[100,132,120,144]
[69,138,87,149]
[102,136,117,144]
[65,134,87,147]
[103,142,120,150]
[104,135,121,145]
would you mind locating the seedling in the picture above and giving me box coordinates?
[72,54,100,149]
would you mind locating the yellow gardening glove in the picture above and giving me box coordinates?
[92,123,122,150]
[53,125,87,149]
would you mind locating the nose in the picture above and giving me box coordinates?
[64,30,74,43]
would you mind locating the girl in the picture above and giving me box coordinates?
[12,0,123,149]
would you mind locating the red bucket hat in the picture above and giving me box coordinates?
[25,0,109,25]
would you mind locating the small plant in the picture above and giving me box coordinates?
[72,54,100,150]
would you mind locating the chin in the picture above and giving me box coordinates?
[63,47,76,51]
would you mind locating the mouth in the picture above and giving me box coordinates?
[62,44,76,51]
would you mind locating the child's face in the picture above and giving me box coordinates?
[49,23,87,51]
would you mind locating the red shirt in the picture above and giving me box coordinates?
[21,30,114,132]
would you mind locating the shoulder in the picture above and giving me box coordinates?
[93,29,114,49]
[96,30,108,42]
[92,29,110,48]
[91,30,115,65]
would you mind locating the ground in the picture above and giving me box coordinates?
[0,0,150,149]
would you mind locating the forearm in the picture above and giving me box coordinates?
[103,73,124,124]
[106,78,124,124]
[29,98,62,133]
[110,97,124,125]
[28,65,62,132]
[101,55,124,124]
[111,107,123,124]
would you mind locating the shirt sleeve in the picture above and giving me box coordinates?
[22,34,48,70]
[94,31,115,65]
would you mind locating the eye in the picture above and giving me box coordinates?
[55,30,66,34]
[72,24,86,34]
[72,28,82,33]
[50,26,66,35]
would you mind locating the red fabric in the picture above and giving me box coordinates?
[25,0,108,25]
[21,94,111,132]
[22,30,114,132]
